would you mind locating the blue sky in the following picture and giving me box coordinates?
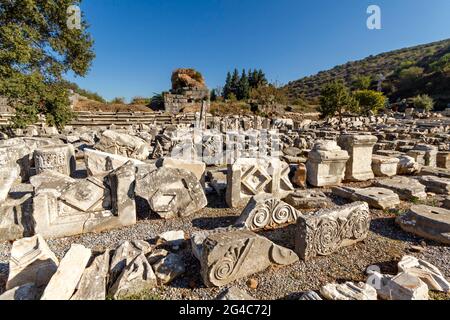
[67,0,450,102]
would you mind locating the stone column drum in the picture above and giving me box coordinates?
[306,140,349,187]
[33,144,75,176]
[338,134,377,182]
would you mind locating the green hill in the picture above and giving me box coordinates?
[285,38,450,110]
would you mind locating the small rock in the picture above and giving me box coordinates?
[246,278,258,290]
[299,291,322,300]
[217,286,255,300]
[153,253,185,284]
[157,230,185,249]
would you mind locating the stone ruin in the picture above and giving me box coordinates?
[0,108,449,300]
[163,68,210,114]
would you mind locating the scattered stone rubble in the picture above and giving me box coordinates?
[0,111,449,300]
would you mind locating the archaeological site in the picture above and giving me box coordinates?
[0,0,449,307]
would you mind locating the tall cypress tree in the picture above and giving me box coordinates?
[230,68,240,98]
[223,71,232,99]
[238,69,250,100]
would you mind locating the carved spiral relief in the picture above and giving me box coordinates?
[252,206,271,228]
[350,210,370,239]
[272,203,295,224]
[211,255,236,281]
[313,218,341,256]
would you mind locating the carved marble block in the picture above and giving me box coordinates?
[33,144,75,176]
[372,155,399,177]
[226,157,294,208]
[235,194,301,231]
[306,140,350,187]
[32,162,137,239]
[338,134,377,181]
[192,228,298,287]
[295,202,371,260]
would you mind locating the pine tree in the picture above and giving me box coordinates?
[256,69,268,87]
[223,72,232,99]
[237,69,250,100]
[230,68,240,98]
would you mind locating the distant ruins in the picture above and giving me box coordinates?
[163,68,210,114]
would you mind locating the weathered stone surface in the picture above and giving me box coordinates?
[419,166,450,179]
[292,163,307,188]
[157,230,185,249]
[320,282,377,300]
[332,186,400,209]
[374,176,427,200]
[235,194,301,231]
[397,155,421,175]
[0,165,19,202]
[6,235,59,290]
[0,283,40,300]
[216,286,255,300]
[295,202,371,260]
[371,155,399,177]
[147,248,169,265]
[396,205,450,244]
[376,272,429,300]
[157,157,206,183]
[412,144,438,167]
[437,152,450,169]
[284,189,331,209]
[306,140,349,187]
[84,148,144,177]
[397,255,450,292]
[109,253,157,299]
[444,196,450,210]
[0,194,33,242]
[299,291,323,300]
[32,162,136,239]
[109,240,153,284]
[95,130,150,160]
[194,228,298,287]
[34,144,76,176]
[338,134,377,181]
[417,175,450,195]
[226,157,294,208]
[136,166,207,219]
[71,250,110,300]
[41,244,92,300]
[153,253,185,284]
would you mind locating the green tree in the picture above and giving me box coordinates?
[352,75,372,90]
[411,94,434,112]
[319,80,357,122]
[237,69,250,100]
[353,90,387,115]
[0,0,95,129]
[210,89,217,102]
[223,72,232,99]
[230,68,240,99]
[430,53,450,74]
[250,84,287,115]
[398,66,424,85]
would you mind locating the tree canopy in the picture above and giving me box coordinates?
[318,80,357,121]
[0,0,95,128]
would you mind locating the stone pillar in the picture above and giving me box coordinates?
[338,134,377,182]
[437,152,450,169]
[306,140,349,187]
[33,144,75,176]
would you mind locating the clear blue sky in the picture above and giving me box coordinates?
[67,0,450,102]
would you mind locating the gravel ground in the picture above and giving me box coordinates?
[0,177,449,300]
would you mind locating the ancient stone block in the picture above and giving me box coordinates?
[396,205,450,244]
[235,194,301,231]
[71,250,110,300]
[292,163,307,188]
[157,157,206,183]
[374,176,427,200]
[135,166,207,219]
[84,148,144,177]
[95,130,150,160]
[332,186,400,209]
[6,235,59,290]
[437,152,450,169]
[338,134,377,181]
[32,162,136,239]
[412,144,438,167]
[320,282,377,300]
[34,144,75,176]
[295,202,371,260]
[41,244,92,300]
[417,175,450,195]
[306,141,349,187]
[376,272,429,300]
[397,155,421,175]
[0,194,33,242]
[226,157,294,208]
[371,155,399,177]
[193,228,298,287]
[0,283,40,301]
[0,165,19,202]
[153,253,185,284]
[284,190,331,210]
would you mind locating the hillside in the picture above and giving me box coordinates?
[285,38,450,109]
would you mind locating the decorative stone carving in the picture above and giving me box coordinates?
[320,282,377,300]
[193,228,298,287]
[338,134,377,181]
[226,157,294,208]
[235,194,301,231]
[6,235,59,290]
[396,205,450,244]
[295,202,371,260]
[135,166,207,219]
[371,155,399,177]
[32,162,136,239]
[33,144,76,176]
[306,140,349,187]
[284,190,331,209]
